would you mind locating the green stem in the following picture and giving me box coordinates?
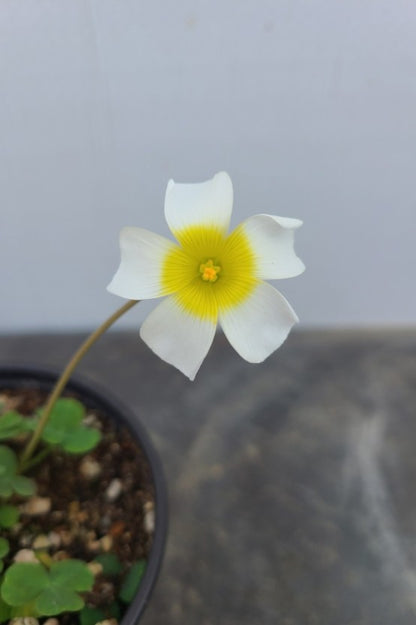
[20,446,53,473]
[19,299,139,469]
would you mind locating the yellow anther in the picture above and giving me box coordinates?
[199,259,221,283]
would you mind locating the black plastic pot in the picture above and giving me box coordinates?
[0,365,167,625]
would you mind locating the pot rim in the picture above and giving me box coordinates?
[0,363,168,625]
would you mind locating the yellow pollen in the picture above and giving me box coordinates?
[161,224,258,321]
[199,259,221,283]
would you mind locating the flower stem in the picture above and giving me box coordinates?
[19,299,139,469]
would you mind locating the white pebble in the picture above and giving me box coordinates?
[87,561,104,576]
[9,618,39,625]
[79,456,101,480]
[21,497,51,516]
[48,531,61,548]
[143,501,155,533]
[100,535,113,552]
[32,535,50,550]
[105,478,122,502]
[83,413,101,428]
[44,619,59,625]
[14,549,37,563]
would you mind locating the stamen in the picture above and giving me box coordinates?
[199,259,221,283]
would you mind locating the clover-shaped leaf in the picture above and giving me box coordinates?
[0,412,31,441]
[0,446,35,499]
[1,560,94,617]
[38,399,101,454]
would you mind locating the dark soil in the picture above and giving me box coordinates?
[0,388,155,624]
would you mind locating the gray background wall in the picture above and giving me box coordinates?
[1,0,415,332]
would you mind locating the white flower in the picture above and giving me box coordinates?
[107,172,304,380]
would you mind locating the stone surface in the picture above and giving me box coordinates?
[1,329,416,624]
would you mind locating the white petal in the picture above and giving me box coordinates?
[164,171,233,237]
[219,282,298,363]
[241,214,305,279]
[140,296,217,380]
[107,227,176,299]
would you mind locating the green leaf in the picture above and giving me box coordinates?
[35,586,84,616]
[95,553,122,577]
[1,560,93,618]
[1,563,49,606]
[79,602,120,625]
[9,601,39,618]
[39,398,85,445]
[40,423,66,445]
[62,428,101,454]
[0,446,17,475]
[11,475,36,498]
[0,537,9,559]
[0,595,12,623]
[119,560,146,604]
[0,504,19,528]
[0,412,29,440]
[22,416,40,432]
[47,398,85,429]
[49,560,94,593]
[0,446,35,499]
[38,399,100,454]
[0,482,13,499]
[79,606,107,625]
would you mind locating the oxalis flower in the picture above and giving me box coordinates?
[107,172,304,380]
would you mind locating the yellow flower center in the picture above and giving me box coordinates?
[199,259,221,283]
[161,224,258,321]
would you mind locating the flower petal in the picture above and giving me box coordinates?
[219,282,298,363]
[140,296,217,380]
[164,171,233,237]
[107,227,176,299]
[239,214,305,279]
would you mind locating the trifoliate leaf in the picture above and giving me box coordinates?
[38,399,100,454]
[1,559,94,618]
[39,398,85,444]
